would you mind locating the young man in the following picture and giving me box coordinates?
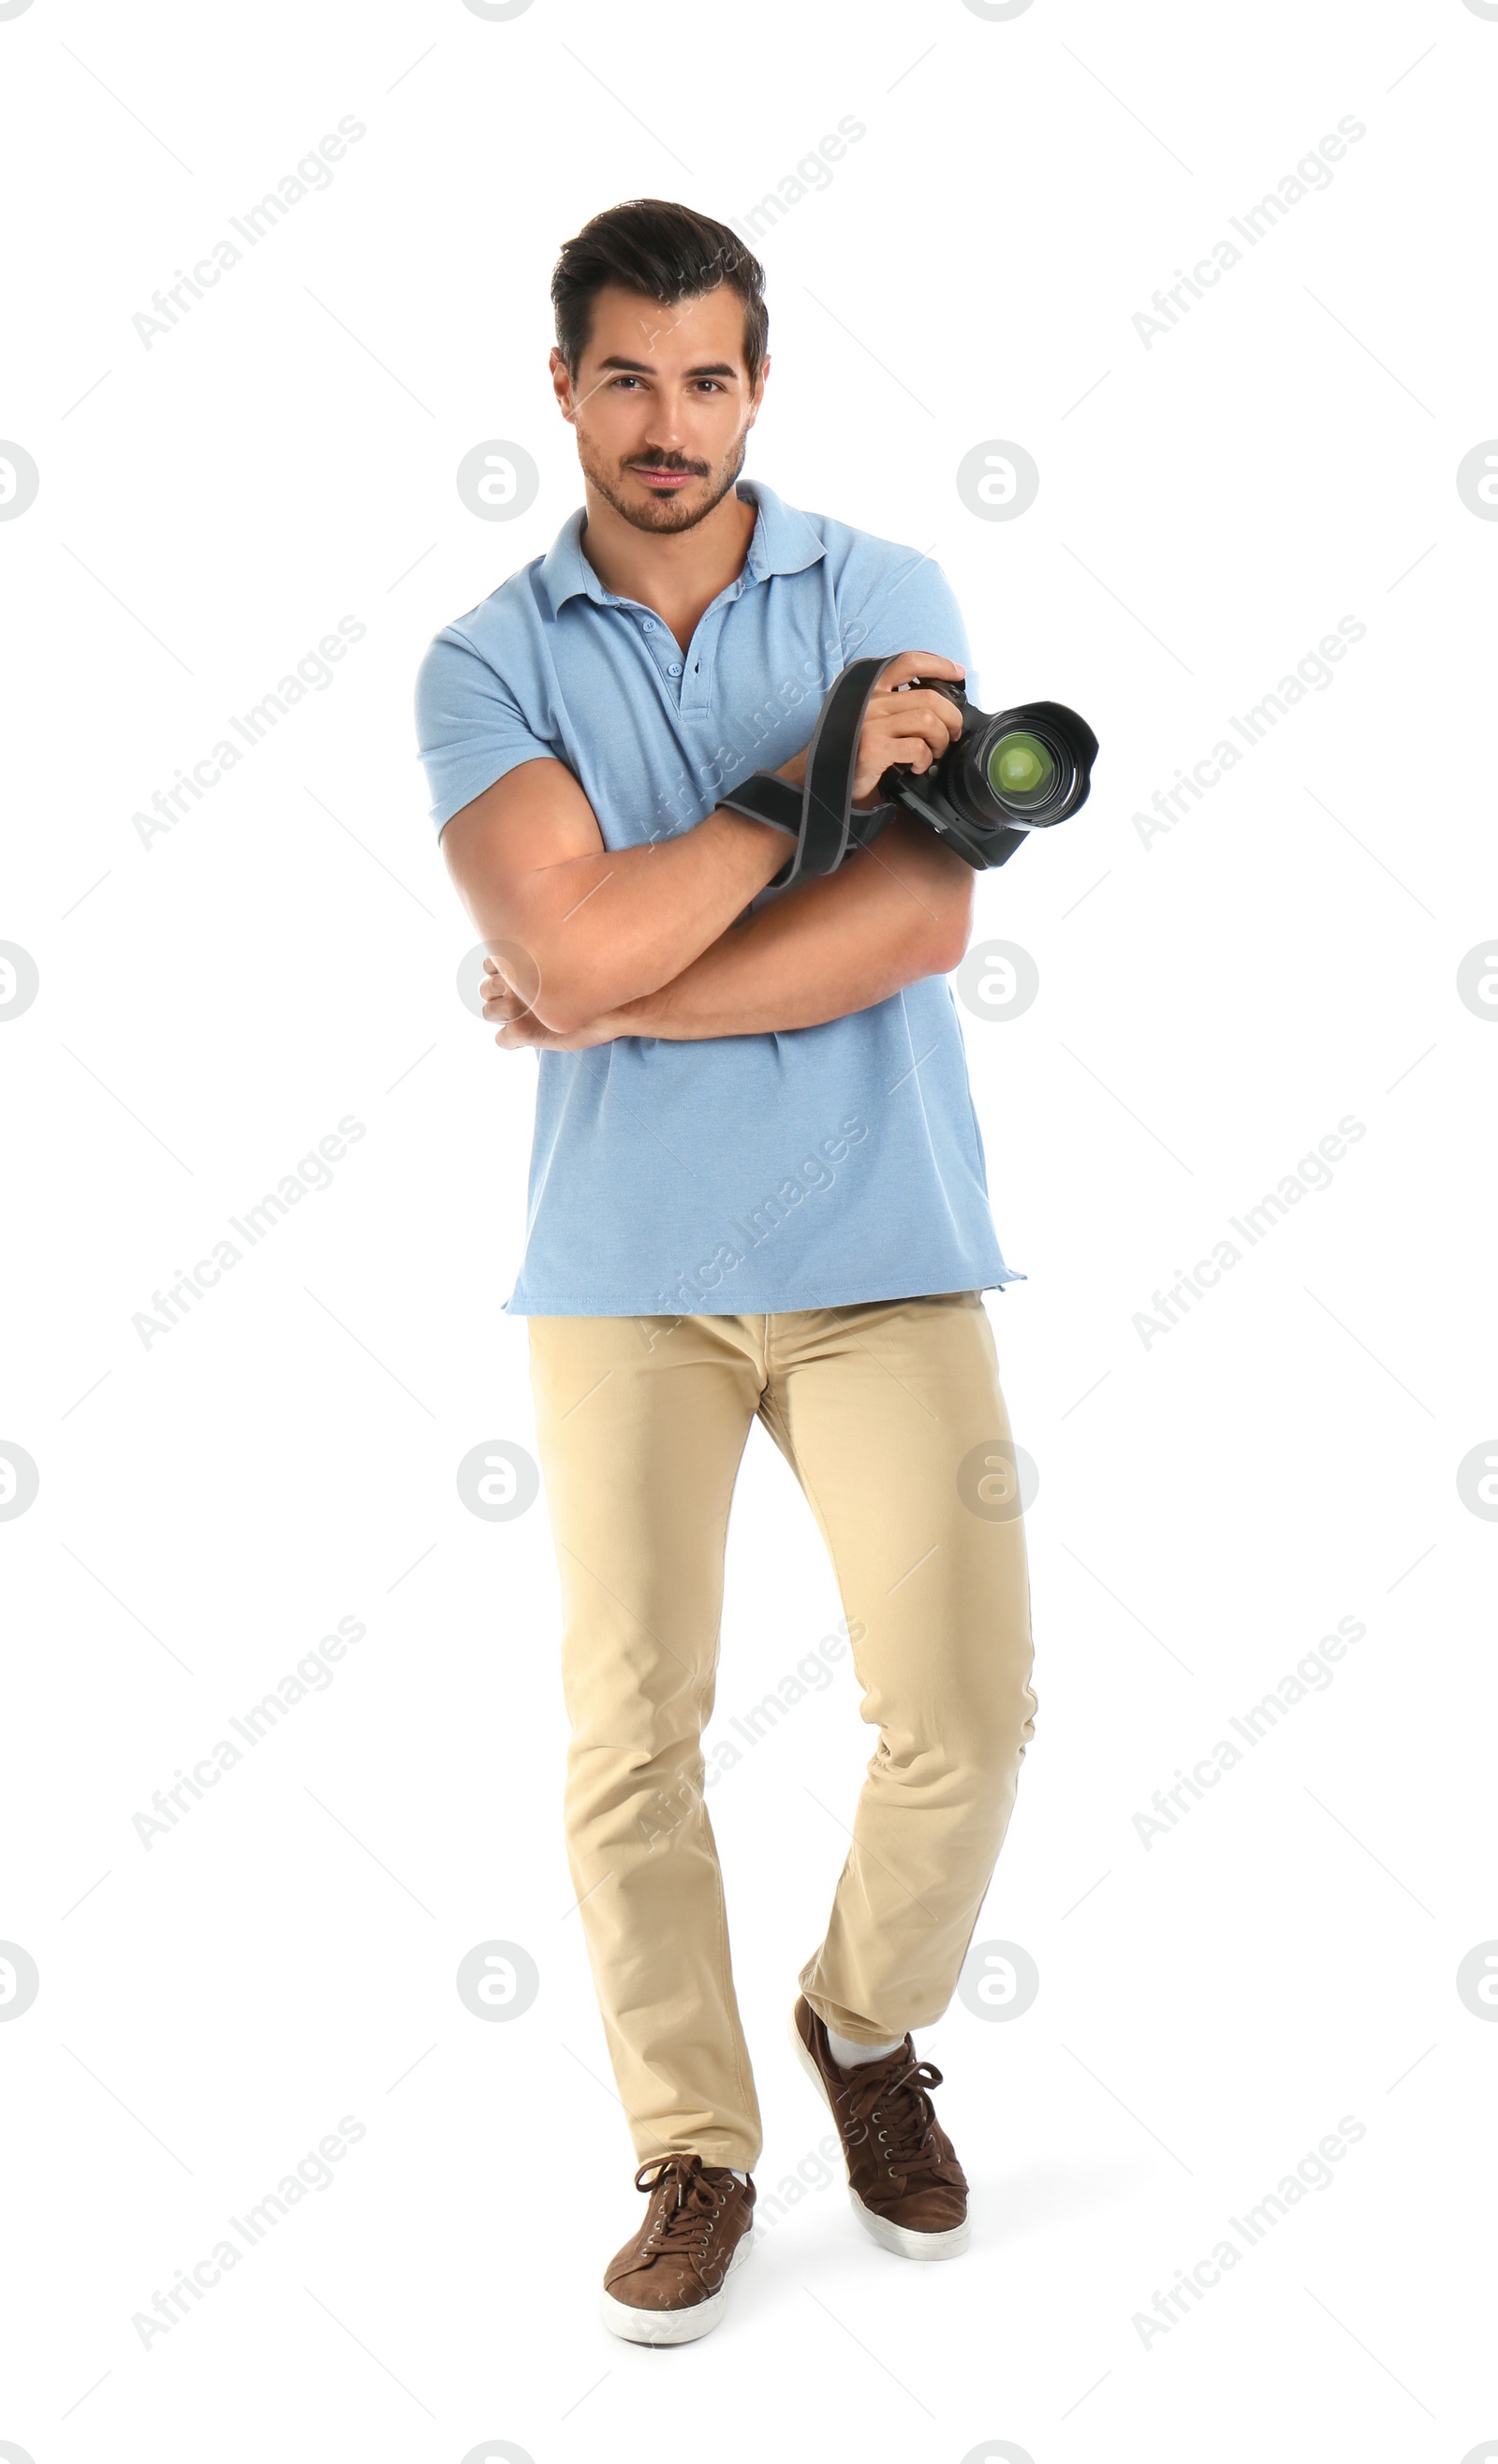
[416,199,1037,2345]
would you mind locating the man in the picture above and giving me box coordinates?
[416,199,1037,2345]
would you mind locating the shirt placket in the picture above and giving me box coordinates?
[604,578,748,722]
[679,600,729,718]
[594,597,682,710]
[631,608,686,701]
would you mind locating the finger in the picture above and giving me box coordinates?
[874,650,965,690]
[868,709,961,765]
[855,712,963,796]
[877,731,938,774]
[852,740,936,802]
[867,686,965,747]
[879,681,966,727]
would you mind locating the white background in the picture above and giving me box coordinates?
[2,0,1495,2458]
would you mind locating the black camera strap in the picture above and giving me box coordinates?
[717,654,900,893]
[719,657,1096,898]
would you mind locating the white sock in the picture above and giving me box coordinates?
[826,2026,905,2068]
[729,2168,748,2182]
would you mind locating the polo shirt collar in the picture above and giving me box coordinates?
[534,477,824,619]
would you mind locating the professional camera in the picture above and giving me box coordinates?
[720,655,1098,898]
[874,678,1097,870]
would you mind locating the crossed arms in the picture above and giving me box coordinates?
[438,652,976,1047]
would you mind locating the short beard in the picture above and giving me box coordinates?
[579,431,750,535]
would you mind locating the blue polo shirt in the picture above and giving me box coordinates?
[415,477,1023,1318]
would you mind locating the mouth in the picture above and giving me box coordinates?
[630,466,696,491]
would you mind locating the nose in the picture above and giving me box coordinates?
[639,388,691,452]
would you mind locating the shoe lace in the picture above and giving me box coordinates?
[631,2154,730,2257]
[837,2053,960,2188]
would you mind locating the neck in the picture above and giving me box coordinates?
[578,478,756,618]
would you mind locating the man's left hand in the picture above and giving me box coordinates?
[480,957,633,1050]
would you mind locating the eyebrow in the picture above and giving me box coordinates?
[595,355,740,378]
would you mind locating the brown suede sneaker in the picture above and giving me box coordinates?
[789,1996,970,2258]
[600,2154,756,2345]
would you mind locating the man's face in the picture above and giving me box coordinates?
[551,282,766,536]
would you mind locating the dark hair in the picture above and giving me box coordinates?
[551,199,769,390]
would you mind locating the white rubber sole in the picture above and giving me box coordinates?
[599,2227,756,2346]
[786,2003,972,2261]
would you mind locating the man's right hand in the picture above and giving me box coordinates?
[847,652,967,806]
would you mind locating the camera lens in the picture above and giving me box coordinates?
[987,730,1056,807]
[883,686,1097,861]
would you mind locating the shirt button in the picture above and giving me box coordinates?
[641,618,656,631]
[668,661,683,676]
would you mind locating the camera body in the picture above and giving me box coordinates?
[875,680,1100,871]
[718,655,1099,901]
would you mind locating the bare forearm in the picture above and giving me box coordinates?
[502,809,792,1030]
[609,818,973,1039]
[452,657,975,1042]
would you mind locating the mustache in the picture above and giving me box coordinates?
[627,458,707,474]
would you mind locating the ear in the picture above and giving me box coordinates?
[549,347,576,422]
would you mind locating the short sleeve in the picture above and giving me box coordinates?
[414,628,557,832]
[837,550,979,706]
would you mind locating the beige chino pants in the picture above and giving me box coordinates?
[526,1291,1037,2173]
